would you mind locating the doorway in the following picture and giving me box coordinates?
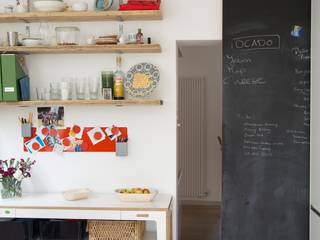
[176,40,223,240]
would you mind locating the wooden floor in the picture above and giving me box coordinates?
[181,204,221,240]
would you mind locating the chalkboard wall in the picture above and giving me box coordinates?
[222,0,310,240]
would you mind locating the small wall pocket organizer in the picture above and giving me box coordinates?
[23,125,128,156]
[116,140,128,157]
[21,123,32,138]
[20,113,33,138]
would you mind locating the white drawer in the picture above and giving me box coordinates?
[0,208,16,218]
[121,211,164,221]
[15,209,121,220]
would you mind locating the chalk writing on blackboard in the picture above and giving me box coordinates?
[298,80,309,86]
[226,66,247,75]
[223,76,266,86]
[295,68,310,77]
[292,47,310,61]
[293,104,310,127]
[237,113,253,120]
[224,55,252,65]
[224,55,254,85]
[234,77,265,85]
[293,87,310,97]
[274,185,308,203]
[242,122,283,157]
[232,35,281,50]
[286,129,309,145]
[293,104,307,110]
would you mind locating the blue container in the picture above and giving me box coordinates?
[19,75,30,101]
[95,0,113,10]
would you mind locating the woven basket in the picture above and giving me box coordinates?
[88,220,145,240]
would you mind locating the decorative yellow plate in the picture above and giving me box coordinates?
[125,63,160,97]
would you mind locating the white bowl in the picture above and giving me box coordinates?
[115,188,158,202]
[22,38,43,47]
[72,2,88,11]
[33,1,67,12]
[34,0,66,6]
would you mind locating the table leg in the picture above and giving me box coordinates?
[166,210,172,240]
[156,212,167,240]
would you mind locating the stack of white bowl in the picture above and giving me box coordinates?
[33,0,67,12]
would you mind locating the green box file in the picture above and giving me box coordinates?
[1,54,27,102]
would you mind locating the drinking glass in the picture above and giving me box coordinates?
[36,88,50,100]
[60,78,73,100]
[88,77,101,100]
[75,78,86,100]
[50,82,61,100]
[39,22,51,45]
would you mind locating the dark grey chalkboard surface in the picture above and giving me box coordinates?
[222,0,310,240]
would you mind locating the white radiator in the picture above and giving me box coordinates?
[178,77,207,199]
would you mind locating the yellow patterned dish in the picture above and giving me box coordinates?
[125,63,160,97]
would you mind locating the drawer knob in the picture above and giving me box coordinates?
[136,214,149,218]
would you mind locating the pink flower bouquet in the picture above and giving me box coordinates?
[0,158,36,198]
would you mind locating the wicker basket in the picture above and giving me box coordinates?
[88,220,145,240]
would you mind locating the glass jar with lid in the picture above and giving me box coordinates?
[55,27,80,45]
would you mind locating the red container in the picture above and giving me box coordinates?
[119,0,161,10]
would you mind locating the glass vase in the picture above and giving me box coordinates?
[1,178,22,199]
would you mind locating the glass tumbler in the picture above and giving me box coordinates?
[88,77,101,100]
[39,22,51,45]
[75,78,86,100]
[60,79,73,100]
[36,88,50,100]
[50,82,61,100]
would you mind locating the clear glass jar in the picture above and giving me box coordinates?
[55,27,80,46]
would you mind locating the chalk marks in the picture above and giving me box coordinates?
[286,129,309,145]
[242,121,282,157]
[224,54,266,86]
[232,34,281,51]
[292,47,310,61]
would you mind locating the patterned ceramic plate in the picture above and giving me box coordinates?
[125,63,160,97]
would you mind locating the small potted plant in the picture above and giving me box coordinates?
[0,158,36,199]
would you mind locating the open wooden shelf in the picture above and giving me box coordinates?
[0,10,162,23]
[0,44,161,54]
[0,99,163,107]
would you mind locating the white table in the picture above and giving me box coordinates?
[0,193,173,240]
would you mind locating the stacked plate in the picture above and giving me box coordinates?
[95,35,118,45]
[33,0,67,12]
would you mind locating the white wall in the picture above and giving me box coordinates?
[311,0,320,238]
[0,1,222,239]
[177,41,222,203]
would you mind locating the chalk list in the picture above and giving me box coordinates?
[224,41,310,157]
[242,121,283,157]
[292,47,310,127]
[224,37,310,145]
[224,54,266,86]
